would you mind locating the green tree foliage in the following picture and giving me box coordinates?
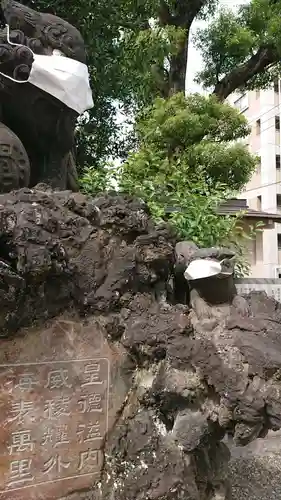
[22,0,157,169]
[79,92,260,275]
[117,93,256,249]
[123,93,255,191]
[23,0,268,273]
[23,0,281,163]
[79,163,118,194]
[195,0,281,99]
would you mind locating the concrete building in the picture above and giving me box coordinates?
[228,83,281,278]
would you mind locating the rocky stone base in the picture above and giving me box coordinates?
[0,186,281,499]
[229,431,281,500]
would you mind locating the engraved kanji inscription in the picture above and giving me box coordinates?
[55,425,71,447]
[16,373,37,392]
[78,449,99,473]
[44,396,71,419]
[9,400,34,424]
[41,427,52,446]
[81,363,103,386]
[0,358,109,495]
[44,368,72,390]
[8,430,34,454]
[41,425,71,447]
[7,459,34,488]
[43,455,70,475]
[77,422,102,443]
[78,394,103,413]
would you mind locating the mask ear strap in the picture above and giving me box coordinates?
[6,24,26,48]
[0,24,33,83]
[0,71,29,83]
[219,257,235,275]
[6,24,15,46]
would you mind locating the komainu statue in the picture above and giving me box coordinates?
[174,241,250,320]
[0,0,93,193]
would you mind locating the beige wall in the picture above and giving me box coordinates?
[239,219,276,277]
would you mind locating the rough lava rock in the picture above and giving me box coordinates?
[1,186,281,499]
[229,429,281,500]
[0,186,174,332]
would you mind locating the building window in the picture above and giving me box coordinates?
[256,119,261,135]
[234,93,248,112]
[277,234,281,249]
[274,81,279,93]
[256,157,261,173]
[276,116,280,131]
[257,195,262,210]
[277,194,281,212]
[277,155,281,169]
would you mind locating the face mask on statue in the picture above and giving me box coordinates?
[0,25,94,115]
[184,257,235,281]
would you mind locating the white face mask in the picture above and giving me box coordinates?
[184,257,235,281]
[0,25,94,115]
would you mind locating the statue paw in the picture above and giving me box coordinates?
[192,296,213,320]
[232,294,250,317]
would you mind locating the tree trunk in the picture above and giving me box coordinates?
[157,0,210,96]
[169,30,189,95]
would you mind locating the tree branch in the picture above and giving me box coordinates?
[158,0,210,28]
[174,0,209,27]
[213,45,278,101]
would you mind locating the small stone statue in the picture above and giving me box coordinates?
[0,0,93,192]
[174,241,250,320]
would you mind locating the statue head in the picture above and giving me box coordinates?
[180,244,237,305]
[184,247,236,281]
[0,0,86,62]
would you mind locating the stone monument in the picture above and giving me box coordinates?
[0,188,280,499]
[0,2,280,500]
[0,317,116,499]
